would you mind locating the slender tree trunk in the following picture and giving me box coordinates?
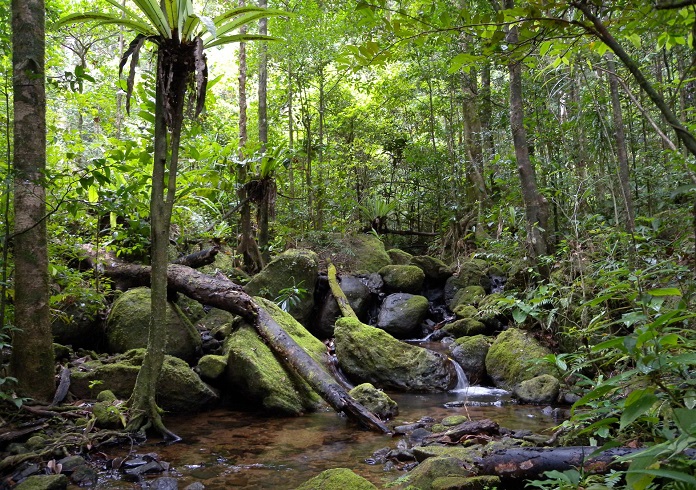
[10,0,55,402]
[606,53,635,232]
[257,2,270,263]
[126,49,182,440]
[504,0,551,274]
[315,67,325,230]
[236,9,262,272]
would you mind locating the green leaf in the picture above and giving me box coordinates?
[628,469,696,487]
[53,12,157,36]
[646,287,682,297]
[673,408,696,436]
[205,34,276,49]
[131,0,171,37]
[620,392,658,429]
[512,307,528,323]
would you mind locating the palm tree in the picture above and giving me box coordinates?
[56,0,286,438]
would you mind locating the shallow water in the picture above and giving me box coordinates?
[95,389,560,489]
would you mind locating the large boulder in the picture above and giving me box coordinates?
[445,259,491,306]
[313,275,372,338]
[348,383,398,420]
[223,297,326,414]
[485,328,555,390]
[378,265,425,293]
[295,468,377,490]
[376,293,429,338]
[450,286,486,312]
[387,248,413,265]
[335,317,453,392]
[52,297,105,349]
[105,287,201,362]
[70,350,218,412]
[317,233,392,274]
[410,255,452,283]
[448,335,490,385]
[514,374,560,404]
[244,249,319,324]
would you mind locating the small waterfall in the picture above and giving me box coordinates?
[449,360,469,392]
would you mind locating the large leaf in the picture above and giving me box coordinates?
[131,0,171,37]
[205,34,276,49]
[620,391,658,429]
[163,0,180,34]
[54,12,156,36]
[213,9,288,40]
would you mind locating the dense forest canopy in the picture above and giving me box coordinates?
[1,0,696,487]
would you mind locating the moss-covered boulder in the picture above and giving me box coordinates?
[445,259,491,306]
[411,444,484,464]
[441,318,488,338]
[378,265,425,293]
[319,233,392,274]
[335,317,453,392]
[432,475,501,490]
[485,328,555,390]
[105,287,201,362]
[92,399,125,429]
[52,298,105,349]
[450,286,486,311]
[410,255,452,283]
[295,468,376,490]
[387,248,413,265]
[376,293,429,338]
[514,374,560,404]
[392,457,470,489]
[196,354,227,382]
[14,474,69,490]
[70,350,218,412]
[196,308,236,339]
[348,383,398,420]
[449,335,490,385]
[244,249,319,324]
[224,297,325,414]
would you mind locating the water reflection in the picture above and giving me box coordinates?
[97,388,560,489]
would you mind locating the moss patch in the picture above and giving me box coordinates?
[295,468,377,490]
[410,255,452,282]
[485,328,554,390]
[378,265,425,293]
[335,317,452,392]
[387,248,413,265]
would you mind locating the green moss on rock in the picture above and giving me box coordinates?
[335,317,452,392]
[451,286,486,310]
[105,287,201,362]
[387,248,413,265]
[394,457,470,489]
[70,350,218,412]
[197,354,228,381]
[409,255,452,282]
[485,328,554,390]
[449,335,490,385]
[14,474,69,490]
[445,259,491,306]
[432,475,501,490]
[376,293,430,338]
[244,249,319,323]
[349,383,398,420]
[441,318,488,338]
[378,265,425,293]
[295,468,377,490]
[224,298,326,414]
[513,374,560,404]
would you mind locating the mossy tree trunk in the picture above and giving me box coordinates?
[10,0,55,402]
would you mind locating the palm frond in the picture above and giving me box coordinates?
[131,0,171,37]
[53,12,157,36]
[205,33,276,49]
[213,9,288,40]
[163,0,179,36]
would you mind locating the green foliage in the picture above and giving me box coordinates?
[274,280,308,313]
[0,324,28,409]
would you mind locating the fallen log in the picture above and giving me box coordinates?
[476,446,696,480]
[327,262,357,319]
[80,248,390,433]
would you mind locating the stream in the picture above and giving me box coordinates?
[95,387,561,489]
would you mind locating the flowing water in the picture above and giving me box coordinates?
[96,389,560,489]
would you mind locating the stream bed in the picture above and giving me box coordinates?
[95,388,561,489]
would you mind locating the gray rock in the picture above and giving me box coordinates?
[449,335,490,385]
[150,477,179,490]
[409,255,452,283]
[314,275,372,338]
[514,374,561,404]
[376,293,429,338]
[244,249,319,324]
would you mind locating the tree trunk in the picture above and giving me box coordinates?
[476,446,696,480]
[607,53,635,233]
[236,9,262,273]
[126,47,184,440]
[10,0,55,403]
[505,0,551,275]
[79,250,390,433]
[257,2,271,263]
